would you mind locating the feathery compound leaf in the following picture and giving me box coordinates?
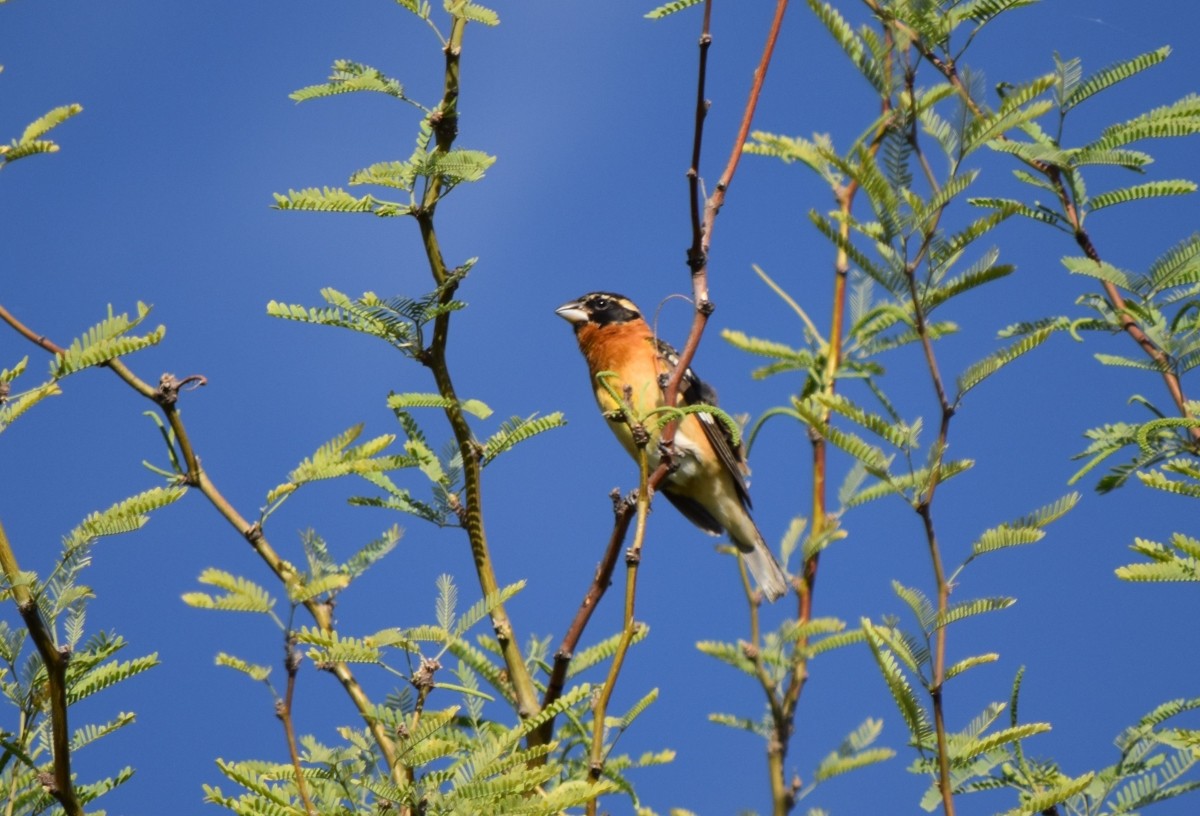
[863,621,933,745]
[343,525,403,578]
[290,59,409,103]
[936,596,1016,628]
[1089,96,1200,151]
[949,0,1039,26]
[972,493,1079,556]
[53,302,165,378]
[1061,255,1138,289]
[945,652,1000,680]
[183,569,277,616]
[295,627,382,663]
[272,186,409,217]
[645,0,702,18]
[568,624,650,678]
[481,412,566,465]
[814,718,895,782]
[387,392,493,419]
[1136,469,1200,498]
[1065,46,1171,111]
[2,103,82,164]
[20,103,84,143]
[1117,534,1200,582]
[815,393,919,450]
[1088,179,1196,213]
[956,328,1052,399]
[67,653,159,705]
[435,573,458,631]
[281,425,412,493]
[215,653,272,683]
[62,485,187,552]
[794,400,889,471]
[453,581,524,638]
[445,0,499,25]
[806,0,887,94]
[1147,233,1200,294]
[1003,772,1096,816]
[709,712,772,739]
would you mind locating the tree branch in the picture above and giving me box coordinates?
[0,518,82,816]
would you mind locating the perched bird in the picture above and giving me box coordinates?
[556,292,789,602]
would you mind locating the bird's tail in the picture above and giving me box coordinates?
[734,529,789,602]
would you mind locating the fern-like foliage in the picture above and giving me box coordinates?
[52,302,165,378]
[0,102,82,166]
[1116,533,1200,582]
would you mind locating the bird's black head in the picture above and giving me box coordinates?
[555,292,642,327]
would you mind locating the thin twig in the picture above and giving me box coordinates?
[414,15,541,725]
[585,447,652,815]
[0,305,406,782]
[0,518,82,816]
[279,633,316,816]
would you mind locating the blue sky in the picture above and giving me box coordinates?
[3,1,1200,814]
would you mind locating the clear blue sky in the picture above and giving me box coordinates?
[2,2,1199,814]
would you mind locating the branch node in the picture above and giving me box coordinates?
[245,522,264,545]
[624,547,641,566]
[697,298,715,316]
[156,372,207,406]
[413,657,442,692]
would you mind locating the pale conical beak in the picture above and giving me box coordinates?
[555,300,589,325]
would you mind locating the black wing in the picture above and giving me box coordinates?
[655,338,752,510]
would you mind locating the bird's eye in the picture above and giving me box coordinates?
[593,297,610,310]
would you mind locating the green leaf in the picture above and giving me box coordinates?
[183,569,277,616]
[806,0,886,94]
[708,712,772,739]
[53,302,165,378]
[290,59,410,103]
[215,653,272,683]
[66,653,158,705]
[63,485,188,553]
[814,718,895,782]
[1117,534,1200,582]
[445,0,499,25]
[272,186,410,217]
[863,620,933,745]
[936,596,1016,628]
[956,328,1053,398]
[387,392,493,419]
[945,652,1000,680]
[644,0,702,18]
[2,103,82,164]
[481,412,567,465]
[568,624,650,678]
[1065,46,1172,111]
[452,581,525,638]
[1089,179,1197,213]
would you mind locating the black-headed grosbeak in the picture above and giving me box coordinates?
[556,292,789,602]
